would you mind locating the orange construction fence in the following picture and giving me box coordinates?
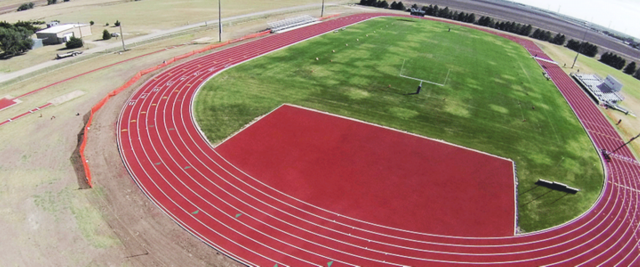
[80,30,271,187]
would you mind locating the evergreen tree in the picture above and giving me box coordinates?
[624,62,637,75]
[466,13,475,23]
[102,29,111,40]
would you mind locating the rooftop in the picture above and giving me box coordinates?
[37,24,88,34]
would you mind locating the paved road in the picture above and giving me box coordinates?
[412,0,640,61]
[0,3,336,84]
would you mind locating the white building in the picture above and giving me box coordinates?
[35,24,92,45]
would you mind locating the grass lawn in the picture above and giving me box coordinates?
[194,17,603,233]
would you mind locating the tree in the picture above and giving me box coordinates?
[0,27,34,56]
[17,2,34,11]
[105,22,109,26]
[102,29,111,40]
[395,1,404,10]
[634,69,640,80]
[47,0,57,5]
[390,1,397,9]
[466,13,475,24]
[65,36,83,49]
[624,62,637,75]
[90,20,94,26]
[376,0,388,8]
[114,20,120,27]
[551,33,566,46]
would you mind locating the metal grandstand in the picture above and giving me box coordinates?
[572,73,624,104]
[268,15,317,33]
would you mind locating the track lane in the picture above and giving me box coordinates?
[115,13,640,266]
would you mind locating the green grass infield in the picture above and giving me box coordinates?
[194,17,603,233]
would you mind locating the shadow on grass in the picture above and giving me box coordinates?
[0,52,26,60]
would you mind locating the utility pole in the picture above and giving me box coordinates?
[119,22,126,51]
[218,0,222,42]
[321,0,325,17]
[571,27,589,69]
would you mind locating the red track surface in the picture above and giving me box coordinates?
[117,14,640,266]
[216,104,516,237]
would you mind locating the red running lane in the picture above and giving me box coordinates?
[116,14,640,266]
[216,104,516,238]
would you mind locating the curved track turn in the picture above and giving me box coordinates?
[116,13,640,266]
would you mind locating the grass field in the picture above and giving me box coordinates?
[194,17,603,232]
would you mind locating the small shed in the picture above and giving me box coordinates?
[31,38,43,49]
[36,24,92,45]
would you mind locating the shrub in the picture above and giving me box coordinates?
[90,21,94,26]
[114,20,120,27]
[17,2,34,11]
[65,36,83,49]
[102,29,111,40]
[105,22,109,26]
[47,0,57,5]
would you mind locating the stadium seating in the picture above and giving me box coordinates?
[268,15,317,33]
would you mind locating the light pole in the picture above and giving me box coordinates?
[610,132,640,154]
[119,22,126,51]
[571,26,589,69]
[218,0,222,42]
[321,0,325,18]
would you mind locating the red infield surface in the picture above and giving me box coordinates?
[216,105,515,237]
[116,13,640,266]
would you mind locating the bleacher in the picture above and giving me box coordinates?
[268,15,317,33]
[572,73,624,104]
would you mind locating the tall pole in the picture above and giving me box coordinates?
[321,0,325,17]
[120,23,126,51]
[571,26,589,69]
[218,0,222,43]
[610,133,640,154]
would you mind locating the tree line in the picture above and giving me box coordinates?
[359,0,405,10]
[396,3,640,80]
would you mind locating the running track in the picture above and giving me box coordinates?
[116,13,640,266]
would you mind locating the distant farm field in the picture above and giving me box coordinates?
[194,17,603,232]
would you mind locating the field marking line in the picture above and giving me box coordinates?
[114,14,640,264]
[398,59,448,87]
[118,62,295,267]
[155,72,362,267]
[188,14,626,247]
